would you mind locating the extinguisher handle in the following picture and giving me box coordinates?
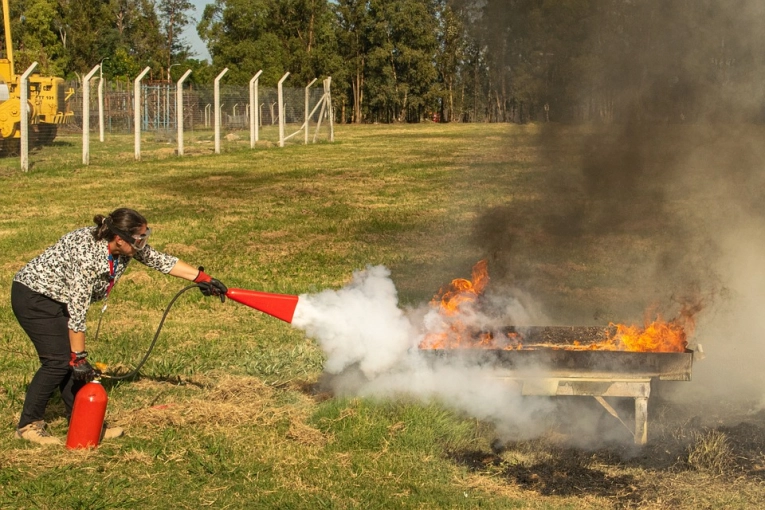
[70,351,97,382]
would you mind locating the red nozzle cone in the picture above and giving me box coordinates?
[226,288,299,323]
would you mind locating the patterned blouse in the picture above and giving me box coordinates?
[14,227,178,332]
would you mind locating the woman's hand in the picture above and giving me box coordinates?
[70,351,97,381]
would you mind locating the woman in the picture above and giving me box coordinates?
[11,207,227,445]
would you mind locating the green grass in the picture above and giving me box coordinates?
[1,123,763,509]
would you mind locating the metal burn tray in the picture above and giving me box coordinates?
[418,340,696,445]
[421,348,694,381]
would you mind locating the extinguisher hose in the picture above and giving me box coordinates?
[99,284,202,381]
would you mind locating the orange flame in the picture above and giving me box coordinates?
[419,260,697,353]
[419,260,489,349]
[430,259,489,315]
[607,303,698,352]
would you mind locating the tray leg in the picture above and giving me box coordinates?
[634,396,648,445]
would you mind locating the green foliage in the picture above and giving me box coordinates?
[1,0,191,80]
[57,0,112,75]
[5,1,765,123]
[11,0,67,75]
[363,0,440,123]
[157,0,194,68]
[198,0,335,86]
[105,47,143,80]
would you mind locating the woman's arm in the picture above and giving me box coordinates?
[69,329,86,353]
[168,260,202,281]
[169,260,228,298]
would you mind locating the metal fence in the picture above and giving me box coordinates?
[6,69,334,172]
[65,79,331,139]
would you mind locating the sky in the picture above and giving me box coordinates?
[182,0,212,62]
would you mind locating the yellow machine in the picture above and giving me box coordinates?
[0,0,73,153]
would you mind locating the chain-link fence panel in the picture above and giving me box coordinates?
[64,78,332,154]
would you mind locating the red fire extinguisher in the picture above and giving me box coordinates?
[66,380,108,449]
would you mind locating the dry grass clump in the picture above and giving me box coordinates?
[286,420,329,447]
[0,437,86,471]
[2,375,329,474]
[685,429,735,475]
[119,376,296,430]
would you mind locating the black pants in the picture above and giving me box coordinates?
[11,281,84,428]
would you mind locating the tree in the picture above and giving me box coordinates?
[446,0,489,122]
[157,0,194,73]
[334,0,371,123]
[198,0,339,86]
[364,0,439,122]
[3,0,762,124]
[56,0,114,75]
[108,0,165,79]
[434,1,466,122]
[198,0,289,84]
[9,0,67,75]
[271,0,341,84]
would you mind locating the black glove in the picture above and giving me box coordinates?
[70,351,96,382]
[194,267,228,302]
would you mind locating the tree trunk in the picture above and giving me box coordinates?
[352,56,364,123]
[307,4,315,53]
[447,80,453,123]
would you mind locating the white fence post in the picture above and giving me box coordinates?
[326,77,334,142]
[99,58,109,142]
[278,72,290,147]
[214,68,229,154]
[20,62,38,172]
[304,78,317,145]
[311,77,334,144]
[177,69,192,156]
[98,70,105,142]
[82,64,101,165]
[134,66,151,161]
[249,70,262,148]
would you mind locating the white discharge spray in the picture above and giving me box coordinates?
[291,265,414,378]
[291,265,555,439]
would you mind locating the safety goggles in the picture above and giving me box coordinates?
[124,227,151,250]
[105,218,151,250]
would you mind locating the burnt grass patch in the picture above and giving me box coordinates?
[716,420,765,478]
[449,446,643,505]
[447,411,765,507]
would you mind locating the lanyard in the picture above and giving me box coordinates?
[102,252,119,313]
[107,253,119,295]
